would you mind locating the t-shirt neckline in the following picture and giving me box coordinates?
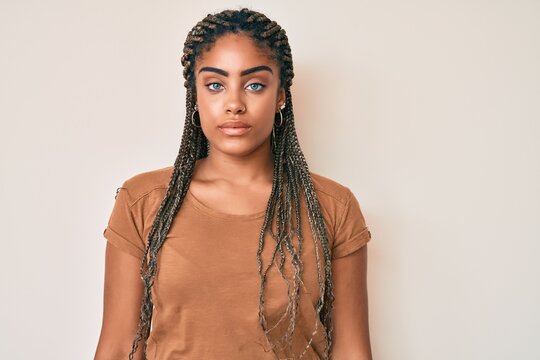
[186,188,267,221]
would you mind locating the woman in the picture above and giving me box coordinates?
[95,8,373,360]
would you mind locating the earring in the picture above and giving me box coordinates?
[271,126,276,152]
[191,104,201,128]
[275,110,283,127]
[272,103,285,152]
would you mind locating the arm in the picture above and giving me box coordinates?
[330,245,373,360]
[94,242,145,360]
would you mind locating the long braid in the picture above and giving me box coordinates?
[128,8,335,360]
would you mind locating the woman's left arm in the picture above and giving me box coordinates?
[330,245,373,360]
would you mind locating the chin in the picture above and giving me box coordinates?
[211,140,270,157]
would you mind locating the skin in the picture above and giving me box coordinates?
[94,32,372,359]
[330,245,373,359]
[94,243,144,360]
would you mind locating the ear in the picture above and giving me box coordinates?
[276,87,286,112]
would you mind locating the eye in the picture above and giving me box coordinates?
[246,83,265,92]
[206,83,224,91]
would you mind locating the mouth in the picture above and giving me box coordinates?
[218,120,252,136]
[218,126,252,136]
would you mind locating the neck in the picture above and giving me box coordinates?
[194,138,275,186]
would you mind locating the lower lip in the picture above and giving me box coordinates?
[218,127,252,136]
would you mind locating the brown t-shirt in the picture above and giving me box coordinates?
[102,165,372,359]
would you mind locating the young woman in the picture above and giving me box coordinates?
[95,8,373,360]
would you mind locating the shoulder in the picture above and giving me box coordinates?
[308,171,365,243]
[309,171,371,257]
[309,170,354,208]
[119,165,174,205]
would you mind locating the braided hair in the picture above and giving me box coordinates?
[128,8,335,359]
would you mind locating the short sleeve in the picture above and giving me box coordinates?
[331,188,372,260]
[102,183,146,260]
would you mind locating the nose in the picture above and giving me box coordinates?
[226,92,246,115]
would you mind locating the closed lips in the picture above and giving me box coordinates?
[219,121,250,128]
[218,123,252,136]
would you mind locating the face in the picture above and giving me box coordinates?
[193,33,286,158]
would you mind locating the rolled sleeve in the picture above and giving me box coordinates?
[102,184,146,260]
[331,188,372,260]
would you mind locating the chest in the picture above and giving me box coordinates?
[149,198,326,311]
[146,192,331,359]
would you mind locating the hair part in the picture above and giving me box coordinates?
[128,8,335,360]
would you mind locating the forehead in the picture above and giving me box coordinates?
[195,33,278,74]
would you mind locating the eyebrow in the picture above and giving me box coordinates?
[198,65,273,77]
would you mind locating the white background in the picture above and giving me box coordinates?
[1,0,539,359]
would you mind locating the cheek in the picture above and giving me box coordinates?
[196,97,221,121]
[252,92,279,116]
[198,109,217,137]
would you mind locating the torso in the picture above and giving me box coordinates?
[104,164,370,359]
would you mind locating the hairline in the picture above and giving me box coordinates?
[190,31,285,90]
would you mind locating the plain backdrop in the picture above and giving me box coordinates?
[1,0,539,359]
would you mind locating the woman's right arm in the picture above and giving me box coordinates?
[94,242,145,360]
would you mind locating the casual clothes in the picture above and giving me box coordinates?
[103,165,372,359]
